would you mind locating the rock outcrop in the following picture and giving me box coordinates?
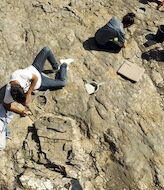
[0,0,164,190]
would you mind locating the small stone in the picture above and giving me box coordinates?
[151,70,163,86]
[43,180,54,190]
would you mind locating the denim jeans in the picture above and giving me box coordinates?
[0,104,13,150]
[32,47,67,90]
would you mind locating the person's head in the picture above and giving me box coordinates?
[10,84,26,104]
[122,12,136,28]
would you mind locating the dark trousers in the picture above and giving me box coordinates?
[95,40,122,53]
[32,47,67,91]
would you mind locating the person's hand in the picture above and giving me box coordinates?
[121,40,127,48]
[20,109,32,117]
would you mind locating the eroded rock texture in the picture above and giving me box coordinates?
[0,0,164,190]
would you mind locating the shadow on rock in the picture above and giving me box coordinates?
[143,33,158,47]
[71,179,83,190]
[42,70,54,74]
[139,0,161,4]
[139,0,148,4]
[142,49,164,61]
[83,37,121,53]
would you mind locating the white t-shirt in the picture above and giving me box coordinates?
[4,65,41,104]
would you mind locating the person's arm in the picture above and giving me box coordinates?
[3,102,31,116]
[122,42,126,48]
[25,74,38,105]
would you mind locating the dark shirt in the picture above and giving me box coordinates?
[95,16,125,47]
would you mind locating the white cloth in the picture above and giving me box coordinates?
[0,120,6,150]
[10,65,41,92]
[4,65,41,104]
[0,104,13,150]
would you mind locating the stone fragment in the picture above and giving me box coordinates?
[151,70,163,86]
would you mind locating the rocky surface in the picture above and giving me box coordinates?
[0,0,164,190]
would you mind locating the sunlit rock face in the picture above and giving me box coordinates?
[0,0,164,189]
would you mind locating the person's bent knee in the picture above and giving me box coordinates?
[42,46,51,53]
[60,80,67,88]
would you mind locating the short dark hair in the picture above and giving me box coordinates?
[122,12,136,27]
[10,84,26,104]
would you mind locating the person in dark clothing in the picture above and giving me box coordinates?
[95,13,136,52]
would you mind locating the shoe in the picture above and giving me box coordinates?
[60,58,74,65]
[60,58,74,71]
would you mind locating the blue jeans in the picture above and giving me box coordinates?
[32,47,67,91]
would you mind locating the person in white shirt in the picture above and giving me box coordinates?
[3,47,74,116]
